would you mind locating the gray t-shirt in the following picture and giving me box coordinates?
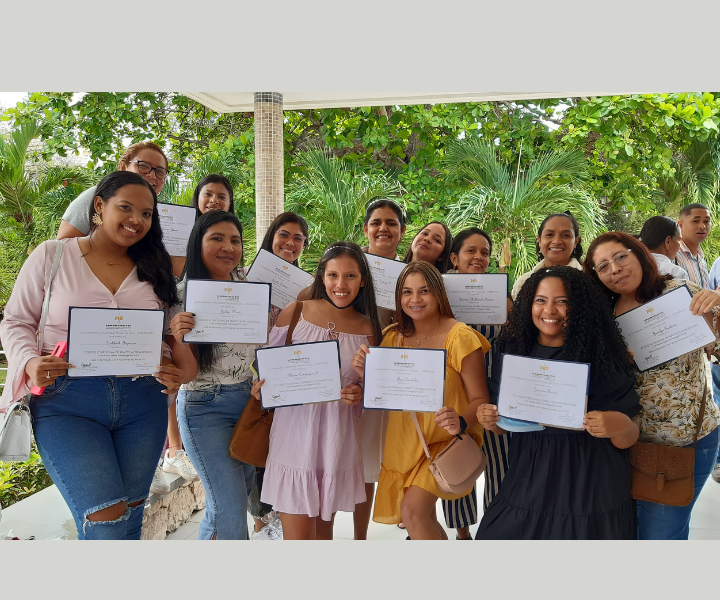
[61,185,97,235]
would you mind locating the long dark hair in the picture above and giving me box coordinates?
[584,231,670,304]
[536,211,583,261]
[190,174,235,214]
[184,210,244,373]
[496,266,635,380]
[403,221,453,273]
[393,261,455,338]
[309,241,382,344]
[89,171,178,307]
[639,216,680,251]
[364,198,406,226]
[259,211,309,267]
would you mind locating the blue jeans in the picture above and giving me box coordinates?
[711,364,720,462]
[178,381,255,540]
[30,375,168,540]
[637,426,720,540]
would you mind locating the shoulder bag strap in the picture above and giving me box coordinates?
[36,241,64,354]
[410,412,433,462]
[693,374,708,446]
[284,301,303,346]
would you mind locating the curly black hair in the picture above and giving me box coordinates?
[496,266,635,380]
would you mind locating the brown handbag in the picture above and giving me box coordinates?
[228,302,303,467]
[410,412,487,495]
[629,378,707,507]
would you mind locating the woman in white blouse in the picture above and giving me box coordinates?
[638,216,688,280]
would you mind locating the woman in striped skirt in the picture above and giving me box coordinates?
[441,228,512,539]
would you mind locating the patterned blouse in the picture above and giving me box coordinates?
[633,279,720,446]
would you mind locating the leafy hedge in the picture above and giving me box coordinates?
[0,441,53,509]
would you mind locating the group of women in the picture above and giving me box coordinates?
[1,140,719,541]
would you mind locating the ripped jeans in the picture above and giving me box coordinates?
[30,376,168,540]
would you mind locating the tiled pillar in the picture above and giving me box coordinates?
[254,92,284,249]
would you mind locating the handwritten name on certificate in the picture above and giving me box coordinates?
[246,249,314,310]
[442,273,508,325]
[183,279,271,344]
[157,203,197,257]
[255,340,342,408]
[615,285,716,371]
[362,347,446,413]
[367,254,407,310]
[67,307,165,377]
[497,354,589,430]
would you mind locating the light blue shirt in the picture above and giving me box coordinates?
[708,256,720,290]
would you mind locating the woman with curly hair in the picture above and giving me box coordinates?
[476,266,641,539]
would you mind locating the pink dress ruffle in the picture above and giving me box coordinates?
[260,317,367,521]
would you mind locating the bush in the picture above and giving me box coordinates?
[0,441,53,509]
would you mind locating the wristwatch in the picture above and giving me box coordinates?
[458,415,468,436]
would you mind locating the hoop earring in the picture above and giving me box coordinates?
[92,213,103,227]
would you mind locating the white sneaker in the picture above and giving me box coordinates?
[252,523,281,540]
[150,465,171,495]
[163,449,200,482]
[267,510,283,536]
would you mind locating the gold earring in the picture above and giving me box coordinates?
[92,213,103,226]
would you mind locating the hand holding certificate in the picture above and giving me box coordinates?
[497,354,589,430]
[157,203,197,257]
[442,273,508,325]
[254,340,342,408]
[246,249,314,310]
[362,347,446,413]
[367,254,407,310]
[183,279,271,344]
[67,307,166,377]
[615,285,716,371]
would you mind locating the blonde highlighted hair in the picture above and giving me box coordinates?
[117,141,168,169]
[394,261,455,337]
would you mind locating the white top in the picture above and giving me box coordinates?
[511,257,583,300]
[652,253,689,280]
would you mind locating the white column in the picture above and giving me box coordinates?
[254,92,284,249]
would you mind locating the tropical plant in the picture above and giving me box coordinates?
[286,151,404,271]
[445,138,604,283]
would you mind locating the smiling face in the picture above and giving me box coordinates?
[400,272,440,322]
[197,182,232,214]
[532,277,568,347]
[451,233,491,274]
[364,206,406,257]
[678,208,712,247]
[591,240,643,297]
[411,223,446,265]
[322,255,363,308]
[272,221,306,263]
[93,184,154,247]
[537,216,579,267]
[119,148,167,194]
[201,221,243,280]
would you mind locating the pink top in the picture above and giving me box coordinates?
[0,238,169,410]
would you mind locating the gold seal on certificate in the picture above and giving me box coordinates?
[362,347,446,413]
[497,354,589,430]
[442,273,508,325]
[366,254,408,310]
[254,340,342,408]
[157,203,197,257]
[183,279,271,344]
[67,307,166,377]
[615,284,716,371]
[246,249,314,310]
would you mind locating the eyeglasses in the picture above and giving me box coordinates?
[126,160,169,180]
[593,249,633,276]
[277,230,307,245]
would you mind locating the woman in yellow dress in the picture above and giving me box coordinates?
[352,261,491,540]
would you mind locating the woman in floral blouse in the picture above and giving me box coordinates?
[585,231,720,540]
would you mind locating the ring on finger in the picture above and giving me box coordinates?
[46,370,51,379]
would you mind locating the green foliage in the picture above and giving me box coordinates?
[0,441,53,509]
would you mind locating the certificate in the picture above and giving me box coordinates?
[497,354,589,430]
[246,249,314,310]
[615,284,716,371]
[362,347,446,413]
[255,340,342,408]
[183,279,271,344]
[442,273,508,325]
[67,307,165,378]
[157,203,197,257]
[367,253,407,310]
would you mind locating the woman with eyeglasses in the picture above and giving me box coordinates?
[585,232,720,540]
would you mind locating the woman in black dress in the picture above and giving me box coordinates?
[475,266,640,539]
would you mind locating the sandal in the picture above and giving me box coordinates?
[397,522,406,530]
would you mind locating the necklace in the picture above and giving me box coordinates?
[414,318,443,346]
[89,237,128,267]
